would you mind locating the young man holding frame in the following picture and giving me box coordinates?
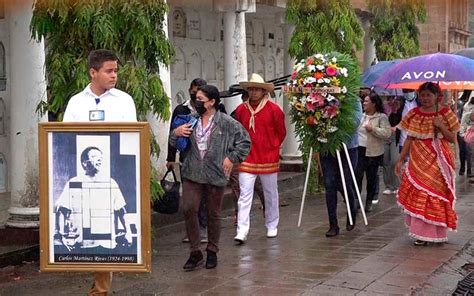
[63,49,137,295]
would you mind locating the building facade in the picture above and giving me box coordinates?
[0,0,471,227]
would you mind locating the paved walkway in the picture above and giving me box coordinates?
[0,176,473,295]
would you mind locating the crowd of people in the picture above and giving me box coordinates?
[168,76,474,270]
[62,49,473,294]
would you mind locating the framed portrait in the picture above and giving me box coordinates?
[39,122,151,272]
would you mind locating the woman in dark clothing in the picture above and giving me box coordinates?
[170,85,250,270]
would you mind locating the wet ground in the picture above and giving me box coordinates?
[0,175,473,295]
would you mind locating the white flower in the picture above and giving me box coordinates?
[304,77,316,84]
[317,137,328,143]
[295,63,304,72]
[316,65,325,71]
[331,57,337,63]
[341,86,347,93]
[328,126,338,133]
[323,78,331,83]
[315,54,324,59]
[317,79,325,84]
[326,94,336,102]
[340,67,348,77]
[307,65,316,72]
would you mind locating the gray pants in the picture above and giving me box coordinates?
[383,133,400,191]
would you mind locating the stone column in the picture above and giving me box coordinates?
[6,0,47,228]
[280,20,301,159]
[362,17,376,71]
[215,0,255,112]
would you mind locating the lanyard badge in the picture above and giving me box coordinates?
[89,110,105,121]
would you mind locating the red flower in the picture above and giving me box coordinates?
[326,66,337,76]
[306,116,316,125]
[291,71,298,79]
[306,58,313,66]
[313,72,324,79]
[314,94,325,107]
[306,101,316,112]
[324,105,338,118]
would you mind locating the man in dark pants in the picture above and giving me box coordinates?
[320,102,362,237]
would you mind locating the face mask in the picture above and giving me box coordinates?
[195,100,207,115]
[190,93,197,102]
[404,92,416,101]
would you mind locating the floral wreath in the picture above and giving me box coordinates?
[284,52,361,155]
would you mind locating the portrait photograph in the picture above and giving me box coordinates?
[39,123,151,272]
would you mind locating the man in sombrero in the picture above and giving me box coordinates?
[233,73,286,243]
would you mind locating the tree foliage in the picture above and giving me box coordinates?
[30,0,174,122]
[31,0,174,200]
[285,0,364,61]
[368,0,426,60]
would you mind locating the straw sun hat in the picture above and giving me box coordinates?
[239,73,275,93]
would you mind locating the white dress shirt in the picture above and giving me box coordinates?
[63,84,137,122]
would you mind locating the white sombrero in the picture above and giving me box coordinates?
[239,73,275,92]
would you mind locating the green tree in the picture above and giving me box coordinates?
[31,0,174,199]
[368,0,426,60]
[31,0,173,122]
[285,0,364,60]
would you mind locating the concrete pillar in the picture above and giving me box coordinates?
[280,22,301,159]
[222,11,248,112]
[6,0,47,228]
[362,17,376,71]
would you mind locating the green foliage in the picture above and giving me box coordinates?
[30,0,174,121]
[285,0,364,60]
[368,0,426,60]
[31,0,174,202]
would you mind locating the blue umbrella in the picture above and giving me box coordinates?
[374,52,474,90]
[454,47,474,60]
[361,60,402,95]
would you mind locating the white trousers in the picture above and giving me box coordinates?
[237,172,279,236]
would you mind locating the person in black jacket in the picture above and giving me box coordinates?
[166,78,226,243]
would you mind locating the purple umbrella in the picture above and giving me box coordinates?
[374,52,474,90]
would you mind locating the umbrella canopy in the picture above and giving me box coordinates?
[374,52,474,90]
[361,60,402,95]
[454,47,474,60]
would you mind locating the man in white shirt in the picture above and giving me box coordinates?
[63,49,137,296]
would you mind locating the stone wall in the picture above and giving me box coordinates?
[168,4,286,109]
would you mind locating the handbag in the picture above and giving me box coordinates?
[464,126,474,144]
[153,168,180,214]
[172,115,198,152]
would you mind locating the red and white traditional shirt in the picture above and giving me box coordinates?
[235,100,286,174]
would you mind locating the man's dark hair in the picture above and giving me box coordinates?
[198,85,221,107]
[189,78,207,89]
[80,146,102,169]
[88,49,119,71]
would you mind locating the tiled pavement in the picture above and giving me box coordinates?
[0,176,473,295]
